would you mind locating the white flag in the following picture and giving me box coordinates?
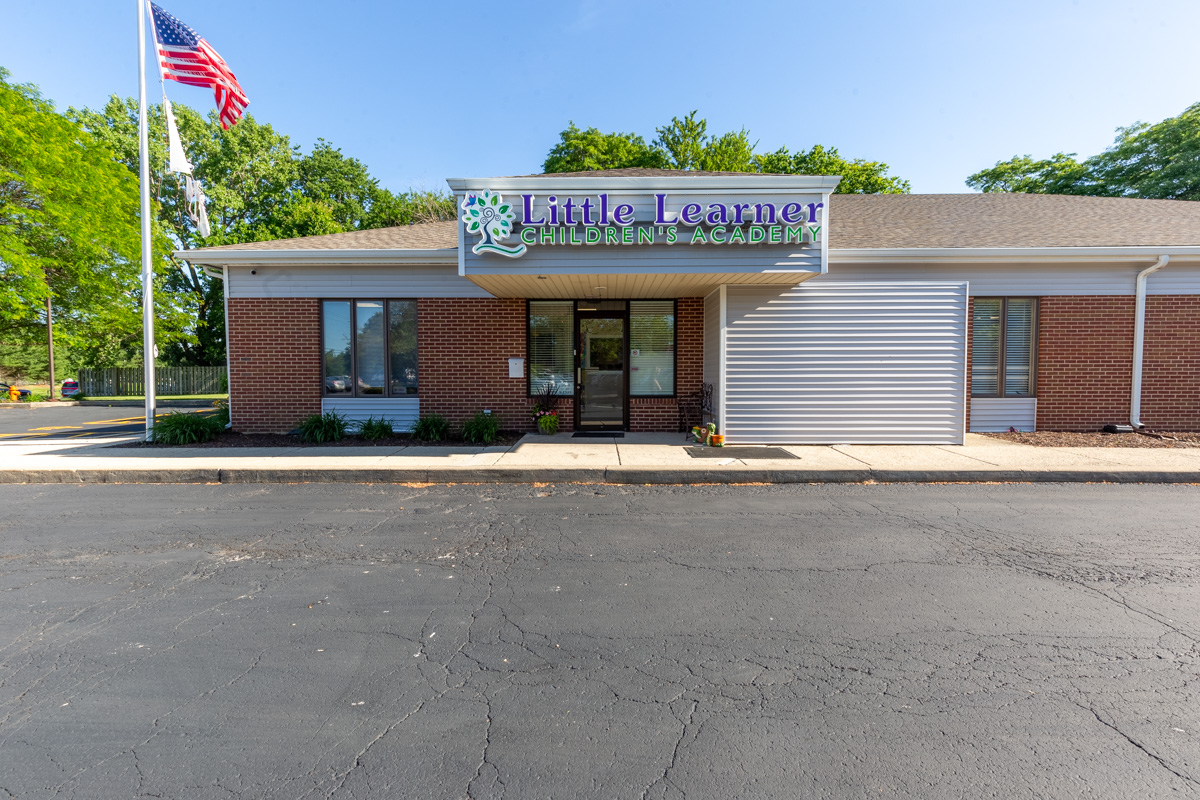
[163,96,192,175]
[185,176,211,238]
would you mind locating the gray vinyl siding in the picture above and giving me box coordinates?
[819,262,1200,295]
[321,397,419,428]
[229,265,492,298]
[969,397,1037,432]
[722,282,968,445]
[703,289,723,423]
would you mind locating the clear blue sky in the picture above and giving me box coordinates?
[3,0,1197,194]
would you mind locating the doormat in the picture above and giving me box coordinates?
[686,446,797,459]
[572,431,625,438]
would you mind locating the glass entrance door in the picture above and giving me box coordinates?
[576,315,627,430]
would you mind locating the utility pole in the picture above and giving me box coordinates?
[45,296,55,401]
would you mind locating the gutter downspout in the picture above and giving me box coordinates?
[1131,255,1169,429]
[221,265,232,428]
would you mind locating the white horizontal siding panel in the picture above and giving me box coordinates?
[321,397,420,428]
[817,262,1200,295]
[969,397,1037,432]
[229,265,492,298]
[723,282,967,444]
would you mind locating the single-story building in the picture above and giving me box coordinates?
[181,168,1200,444]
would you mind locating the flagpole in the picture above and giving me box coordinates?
[137,0,156,440]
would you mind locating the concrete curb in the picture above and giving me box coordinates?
[77,400,218,408]
[1,467,1198,485]
[0,401,82,410]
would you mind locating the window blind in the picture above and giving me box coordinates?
[971,299,1001,396]
[529,301,574,396]
[630,300,675,396]
[1004,299,1035,396]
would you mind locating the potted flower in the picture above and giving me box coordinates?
[534,408,559,435]
[530,382,561,435]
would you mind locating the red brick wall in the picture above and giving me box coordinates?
[1141,295,1200,430]
[417,298,530,431]
[1035,295,1200,431]
[629,297,704,432]
[227,298,320,433]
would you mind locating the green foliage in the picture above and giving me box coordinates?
[541,110,907,193]
[967,103,1200,200]
[0,69,142,379]
[297,410,348,443]
[410,413,450,442]
[151,411,225,445]
[965,153,1086,194]
[461,411,500,445]
[752,144,910,194]
[357,415,394,440]
[542,123,666,173]
[654,111,712,171]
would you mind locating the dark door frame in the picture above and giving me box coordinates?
[574,305,630,431]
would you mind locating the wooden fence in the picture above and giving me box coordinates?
[79,366,226,397]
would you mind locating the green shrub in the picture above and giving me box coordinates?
[297,410,348,444]
[357,416,394,440]
[152,411,225,445]
[410,413,450,442]
[211,399,230,427]
[461,411,500,445]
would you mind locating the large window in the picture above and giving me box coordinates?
[629,300,675,396]
[972,298,1037,397]
[528,301,574,396]
[322,299,418,397]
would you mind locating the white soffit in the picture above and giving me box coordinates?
[466,272,820,299]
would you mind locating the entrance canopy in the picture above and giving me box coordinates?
[447,171,839,299]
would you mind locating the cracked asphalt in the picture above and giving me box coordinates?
[0,482,1198,799]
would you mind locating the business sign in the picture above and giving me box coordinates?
[462,189,824,259]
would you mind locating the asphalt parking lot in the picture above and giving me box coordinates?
[1,482,1198,799]
[0,404,216,440]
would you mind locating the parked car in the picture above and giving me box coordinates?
[1,382,32,401]
[60,380,81,397]
[324,375,349,394]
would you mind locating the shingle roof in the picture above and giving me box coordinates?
[184,193,1200,257]
[512,167,775,178]
[830,193,1200,248]
[191,221,458,252]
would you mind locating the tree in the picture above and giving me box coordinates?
[964,153,1086,194]
[753,144,910,194]
[68,96,459,367]
[966,102,1200,200]
[542,123,666,173]
[0,69,142,381]
[541,111,909,193]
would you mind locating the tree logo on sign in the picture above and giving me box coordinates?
[461,190,526,257]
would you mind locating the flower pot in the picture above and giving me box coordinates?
[710,434,724,447]
[537,415,559,435]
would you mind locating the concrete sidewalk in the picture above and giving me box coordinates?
[2,432,1199,484]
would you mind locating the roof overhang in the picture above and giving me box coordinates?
[830,246,1200,264]
[467,270,820,299]
[175,248,457,267]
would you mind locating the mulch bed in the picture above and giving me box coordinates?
[981,431,1200,448]
[115,431,524,449]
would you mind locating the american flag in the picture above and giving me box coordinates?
[149,3,249,129]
